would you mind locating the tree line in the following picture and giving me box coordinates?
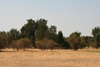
[0,18,100,51]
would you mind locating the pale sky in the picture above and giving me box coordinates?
[0,0,100,37]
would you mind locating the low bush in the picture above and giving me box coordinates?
[11,38,32,51]
[35,38,58,50]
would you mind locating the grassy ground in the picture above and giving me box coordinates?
[0,49,100,67]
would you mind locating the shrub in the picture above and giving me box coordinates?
[11,38,32,51]
[35,38,58,50]
[11,40,20,51]
[20,38,33,50]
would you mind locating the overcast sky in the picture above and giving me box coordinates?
[0,0,100,37]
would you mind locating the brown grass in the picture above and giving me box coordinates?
[0,49,100,67]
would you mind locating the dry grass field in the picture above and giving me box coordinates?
[0,49,100,67]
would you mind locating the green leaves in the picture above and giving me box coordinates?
[67,32,81,50]
[92,26,100,49]
[35,19,48,41]
[92,26,100,37]
[20,19,36,47]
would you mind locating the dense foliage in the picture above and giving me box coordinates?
[0,32,8,51]
[0,18,99,51]
[67,32,81,50]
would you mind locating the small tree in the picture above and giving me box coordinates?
[92,37,99,49]
[92,26,100,49]
[80,37,86,49]
[0,32,8,51]
[8,29,20,46]
[67,32,81,50]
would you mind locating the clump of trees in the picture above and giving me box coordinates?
[0,18,100,51]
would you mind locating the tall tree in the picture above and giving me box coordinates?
[58,31,69,48]
[58,31,64,45]
[92,26,100,49]
[35,18,48,41]
[21,19,36,47]
[46,25,58,42]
